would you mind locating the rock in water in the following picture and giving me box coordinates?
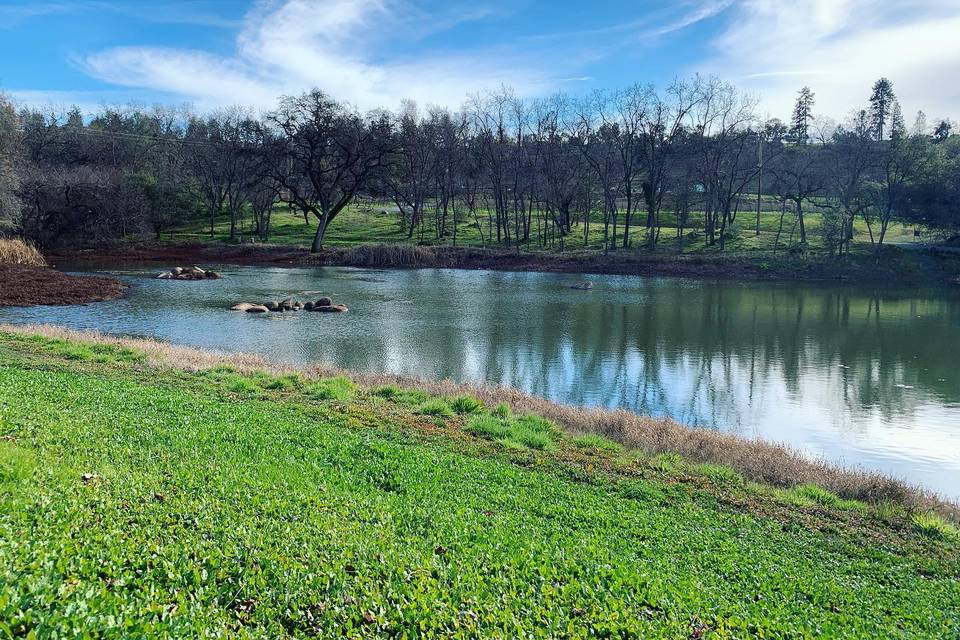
[570,281,593,290]
[205,271,221,279]
[317,296,333,307]
[171,267,184,276]
[231,303,254,311]
[246,305,269,313]
[266,301,279,311]
[313,304,348,313]
[304,301,315,311]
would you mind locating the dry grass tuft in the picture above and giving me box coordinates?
[0,238,47,266]
[4,322,958,523]
[339,244,441,268]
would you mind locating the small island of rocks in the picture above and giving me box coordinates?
[231,296,348,314]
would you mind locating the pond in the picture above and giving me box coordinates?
[3,264,959,499]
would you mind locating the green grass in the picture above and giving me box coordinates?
[0,334,958,637]
[572,433,624,453]
[307,376,356,402]
[449,395,484,415]
[166,202,921,255]
[465,413,557,452]
[779,484,865,511]
[696,463,746,487]
[913,512,960,541]
[373,385,429,406]
[417,399,454,418]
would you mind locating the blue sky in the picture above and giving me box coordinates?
[2,0,960,123]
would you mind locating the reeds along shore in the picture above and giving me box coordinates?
[5,322,957,523]
[0,238,46,266]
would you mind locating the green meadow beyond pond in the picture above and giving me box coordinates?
[0,331,958,637]
[2,264,959,499]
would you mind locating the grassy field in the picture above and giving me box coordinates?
[165,202,920,255]
[0,329,958,637]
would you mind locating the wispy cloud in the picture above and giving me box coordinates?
[697,0,960,121]
[78,0,567,111]
[0,1,239,30]
[643,0,735,38]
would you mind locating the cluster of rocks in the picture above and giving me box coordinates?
[231,297,348,314]
[156,266,221,280]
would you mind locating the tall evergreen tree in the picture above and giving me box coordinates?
[790,86,815,144]
[868,77,896,141]
[933,119,952,143]
[890,100,906,140]
[912,110,928,136]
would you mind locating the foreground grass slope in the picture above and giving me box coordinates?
[0,333,958,638]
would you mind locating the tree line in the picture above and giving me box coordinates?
[0,75,958,255]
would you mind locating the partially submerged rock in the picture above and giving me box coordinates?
[570,281,593,291]
[230,295,347,313]
[156,266,221,281]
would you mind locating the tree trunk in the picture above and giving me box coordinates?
[311,214,329,253]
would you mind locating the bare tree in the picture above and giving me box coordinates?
[267,90,393,252]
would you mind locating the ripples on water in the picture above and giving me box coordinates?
[2,265,958,498]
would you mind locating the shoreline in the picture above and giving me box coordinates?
[4,322,957,521]
[50,240,960,286]
[0,264,128,307]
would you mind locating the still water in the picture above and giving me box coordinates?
[2,264,959,498]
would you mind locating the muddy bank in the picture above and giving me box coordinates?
[0,265,128,307]
[50,241,960,284]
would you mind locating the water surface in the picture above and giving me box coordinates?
[2,264,958,498]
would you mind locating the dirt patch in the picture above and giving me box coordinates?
[0,265,128,307]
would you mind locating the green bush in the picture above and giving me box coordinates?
[226,376,260,394]
[572,433,623,453]
[650,452,682,473]
[450,395,484,415]
[263,373,302,391]
[309,376,356,402]
[492,402,513,420]
[697,463,745,486]
[466,412,556,451]
[780,484,864,511]
[374,385,428,405]
[912,512,959,540]
[418,399,454,418]
[465,414,510,440]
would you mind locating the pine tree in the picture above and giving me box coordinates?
[912,110,928,137]
[868,77,896,141]
[789,86,815,144]
[889,101,906,140]
[933,120,952,143]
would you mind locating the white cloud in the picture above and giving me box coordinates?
[698,0,960,122]
[79,0,561,112]
[644,0,735,37]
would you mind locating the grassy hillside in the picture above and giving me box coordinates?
[166,203,920,254]
[0,330,958,638]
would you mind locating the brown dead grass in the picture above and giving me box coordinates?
[4,322,958,523]
[0,238,47,266]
